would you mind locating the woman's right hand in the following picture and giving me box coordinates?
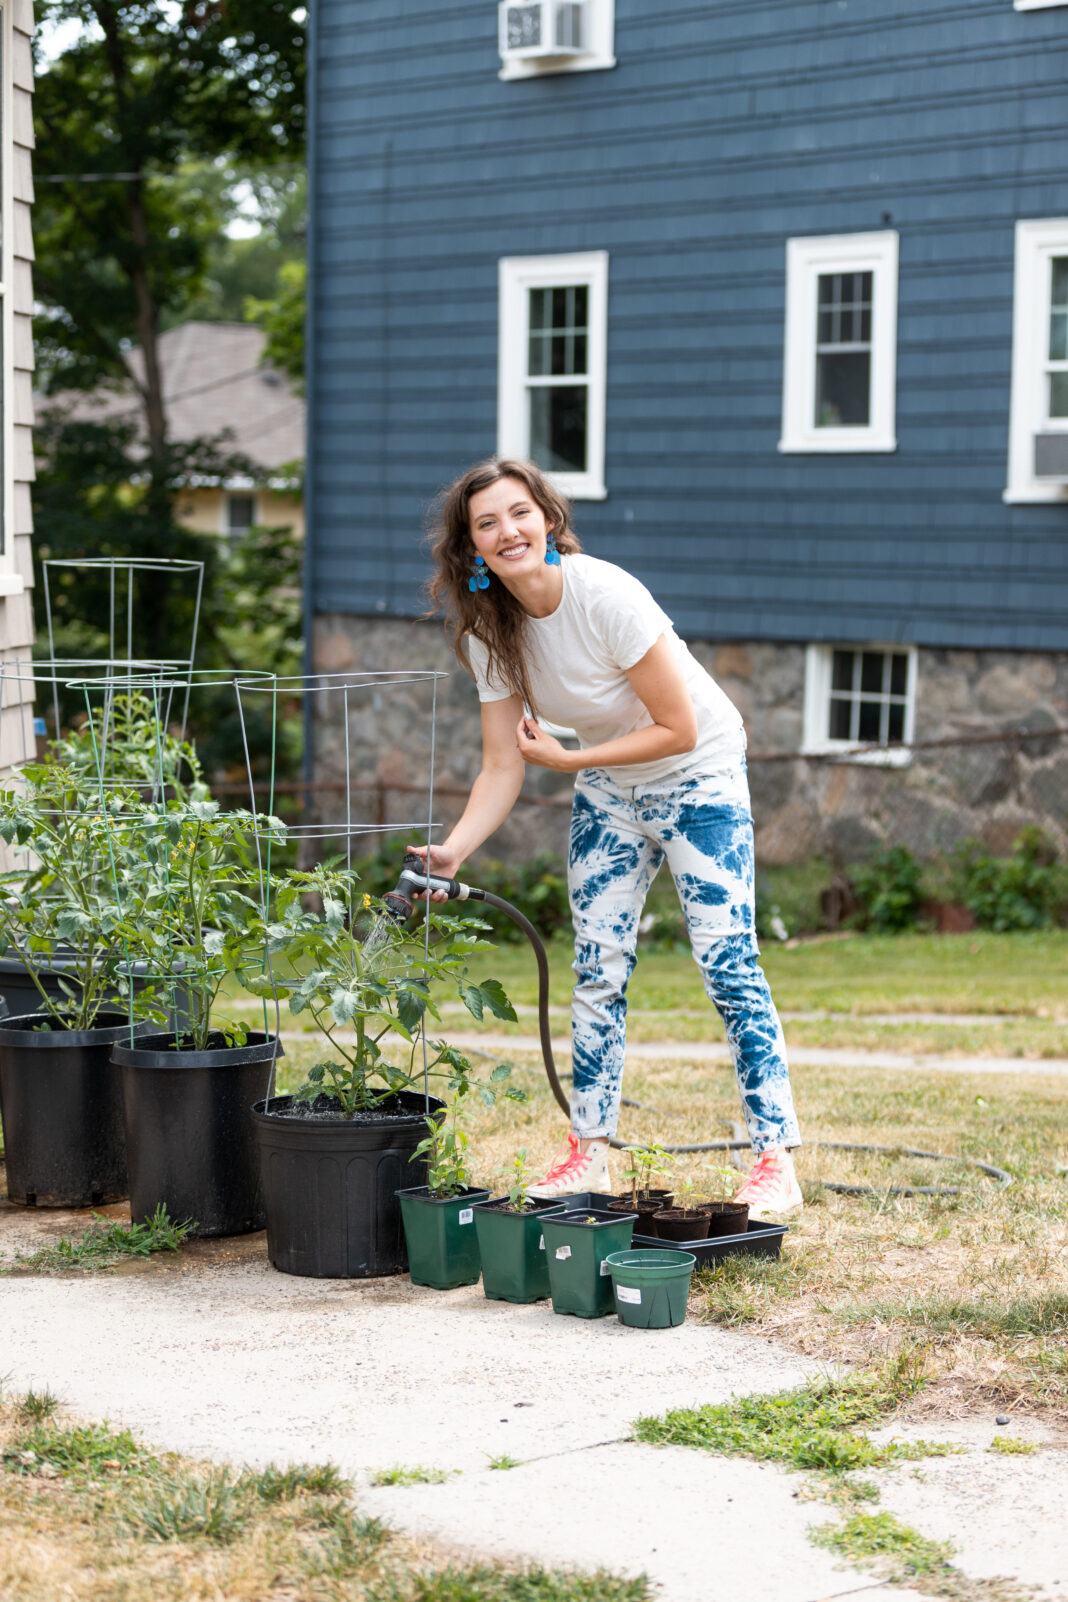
[405,843,463,902]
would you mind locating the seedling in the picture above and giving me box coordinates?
[487,1454,521,1471]
[503,1148,537,1212]
[619,1142,675,1206]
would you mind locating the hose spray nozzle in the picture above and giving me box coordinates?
[381,853,481,924]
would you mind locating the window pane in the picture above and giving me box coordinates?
[831,649,855,692]
[829,696,853,741]
[530,288,550,331]
[227,495,255,532]
[887,703,905,743]
[529,284,588,378]
[1050,372,1068,419]
[529,384,588,473]
[860,651,884,694]
[1051,258,1068,360]
[889,653,909,697]
[858,699,882,743]
[817,351,871,427]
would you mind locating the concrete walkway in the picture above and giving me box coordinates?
[0,1204,1063,1601]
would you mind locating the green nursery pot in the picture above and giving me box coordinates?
[542,1207,637,1319]
[473,1196,565,1304]
[605,1249,697,1329]
[396,1185,490,1289]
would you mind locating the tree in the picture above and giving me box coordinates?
[246,257,305,389]
[33,1,305,516]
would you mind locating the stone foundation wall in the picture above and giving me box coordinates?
[312,614,1068,867]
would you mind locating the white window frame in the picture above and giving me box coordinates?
[498,0,615,80]
[1014,2,1068,11]
[780,232,899,454]
[498,250,608,501]
[1005,218,1068,503]
[802,643,917,767]
[0,1,20,596]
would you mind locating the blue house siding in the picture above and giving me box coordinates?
[307,0,1068,651]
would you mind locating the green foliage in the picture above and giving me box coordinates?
[487,1455,521,1471]
[840,1292,1068,1340]
[618,1143,675,1204]
[14,1390,61,1425]
[850,845,925,933]
[370,1464,456,1487]
[988,1436,1038,1456]
[257,866,520,1115]
[951,828,1068,932]
[404,1568,650,1601]
[245,1461,350,1502]
[10,1206,194,1275]
[4,1421,143,1477]
[124,1467,249,1544]
[810,1511,954,1579]
[0,761,143,1029]
[247,258,306,389]
[504,1148,538,1211]
[632,1358,947,1474]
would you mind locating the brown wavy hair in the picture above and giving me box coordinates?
[426,458,582,716]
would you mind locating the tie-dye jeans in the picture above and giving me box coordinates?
[567,759,801,1152]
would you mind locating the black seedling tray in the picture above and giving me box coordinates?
[557,1193,787,1265]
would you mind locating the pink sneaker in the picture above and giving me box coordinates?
[732,1148,803,1220]
[526,1134,611,1199]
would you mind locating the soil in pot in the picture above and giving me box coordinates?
[702,1200,750,1237]
[114,1031,280,1238]
[541,1207,636,1318]
[0,1011,135,1208]
[397,1185,491,1290]
[605,1248,697,1329]
[608,1196,661,1236]
[652,1208,711,1242]
[473,1196,564,1304]
[254,1091,442,1278]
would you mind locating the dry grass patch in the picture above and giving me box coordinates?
[0,1391,647,1602]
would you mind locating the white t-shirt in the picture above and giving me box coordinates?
[465,553,745,785]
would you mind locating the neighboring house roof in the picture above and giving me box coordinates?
[48,321,305,478]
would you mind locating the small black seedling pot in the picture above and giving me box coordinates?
[0,1011,143,1208]
[114,1031,280,1237]
[632,1218,788,1265]
[253,1091,442,1278]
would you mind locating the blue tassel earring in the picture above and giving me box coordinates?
[545,528,561,566]
[468,553,490,592]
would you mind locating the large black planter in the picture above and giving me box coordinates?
[113,1031,280,1238]
[0,952,193,1030]
[0,1011,139,1207]
[251,1091,443,1278]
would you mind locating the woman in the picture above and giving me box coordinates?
[415,458,802,1217]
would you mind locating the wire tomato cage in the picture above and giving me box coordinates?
[233,670,451,1112]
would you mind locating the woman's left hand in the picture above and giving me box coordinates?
[516,715,577,772]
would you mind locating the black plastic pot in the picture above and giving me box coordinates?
[252,1091,443,1277]
[0,1011,141,1207]
[0,952,193,1030]
[113,1031,280,1237]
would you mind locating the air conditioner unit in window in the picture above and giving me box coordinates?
[499,0,587,61]
[1034,432,1068,480]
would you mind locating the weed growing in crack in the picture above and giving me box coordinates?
[370,1464,457,1487]
[987,1436,1038,1456]
[14,1389,60,1425]
[9,1206,194,1275]
[487,1454,521,1470]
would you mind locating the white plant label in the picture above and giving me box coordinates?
[458,1208,474,1226]
[538,1235,545,1251]
[616,1286,642,1305]
[555,1245,572,1260]
[599,1260,611,1276]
